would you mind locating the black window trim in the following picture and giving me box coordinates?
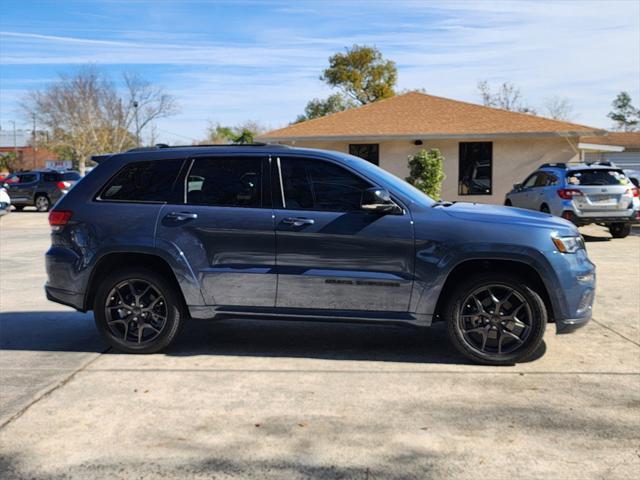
[183,153,270,209]
[94,158,187,205]
[458,141,493,196]
[273,153,406,215]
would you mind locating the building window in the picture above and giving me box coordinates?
[349,144,379,165]
[458,142,492,195]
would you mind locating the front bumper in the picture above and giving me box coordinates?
[556,315,591,333]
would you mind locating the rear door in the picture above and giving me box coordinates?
[156,155,276,307]
[566,168,634,214]
[273,155,414,312]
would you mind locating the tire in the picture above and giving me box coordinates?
[540,204,550,214]
[504,199,512,206]
[445,272,547,365]
[93,267,184,354]
[34,194,51,212]
[13,205,24,211]
[609,222,631,239]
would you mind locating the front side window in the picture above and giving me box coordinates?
[279,157,371,212]
[349,144,379,166]
[18,173,38,184]
[99,159,183,202]
[458,142,492,195]
[186,157,263,208]
[522,173,539,188]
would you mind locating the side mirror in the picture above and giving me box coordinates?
[361,188,402,214]
[513,183,523,191]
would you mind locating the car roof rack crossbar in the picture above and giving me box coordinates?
[125,142,287,152]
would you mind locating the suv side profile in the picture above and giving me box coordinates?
[505,163,639,238]
[46,145,596,365]
[3,169,81,212]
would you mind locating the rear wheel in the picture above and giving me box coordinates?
[13,205,24,211]
[504,199,512,206]
[93,268,184,353]
[34,194,51,212]
[540,204,550,214]
[609,222,631,239]
[445,273,547,365]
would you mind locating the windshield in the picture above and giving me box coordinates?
[336,152,436,206]
[566,169,630,186]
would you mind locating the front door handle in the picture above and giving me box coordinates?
[282,217,315,227]
[165,211,198,221]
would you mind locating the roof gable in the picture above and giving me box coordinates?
[261,92,603,140]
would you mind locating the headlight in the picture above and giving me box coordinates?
[552,235,585,253]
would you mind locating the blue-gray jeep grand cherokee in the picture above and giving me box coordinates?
[45,144,595,365]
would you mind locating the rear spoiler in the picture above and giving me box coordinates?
[91,154,114,164]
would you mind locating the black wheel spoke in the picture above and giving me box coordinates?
[458,284,532,356]
[105,279,167,346]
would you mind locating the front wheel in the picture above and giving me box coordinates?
[445,273,547,365]
[34,195,51,212]
[93,268,184,353]
[504,199,512,207]
[609,222,631,239]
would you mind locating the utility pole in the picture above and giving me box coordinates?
[133,101,140,147]
[9,120,17,154]
[32,114,37,169]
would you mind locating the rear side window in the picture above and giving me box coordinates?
[566,169,630,186]
[62,172,81,181]
[279,157,371,211]
[99,160,183,202]
[43,173,58,182]
[186,157,264,208]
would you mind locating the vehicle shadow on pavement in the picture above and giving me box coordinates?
[0,310,546,365]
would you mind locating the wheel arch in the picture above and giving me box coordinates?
[432,258,555,322]
[84,252,189,312]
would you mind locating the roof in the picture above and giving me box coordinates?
[260,92,604,141]
[580,131,640,150]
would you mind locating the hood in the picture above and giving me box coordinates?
[439,202,577,233]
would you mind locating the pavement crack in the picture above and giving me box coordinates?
[0,347,110,430]
[591,318,640,347]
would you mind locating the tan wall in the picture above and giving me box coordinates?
[284,137,580,204]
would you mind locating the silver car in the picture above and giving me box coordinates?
[505,163,640,238]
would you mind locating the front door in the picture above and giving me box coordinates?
[156,155,276,307]
[7,172,38,204]
[273,156,414,312]
[511,173,539,209]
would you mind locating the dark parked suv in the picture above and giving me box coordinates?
[45,144,596,365]
[3,169,81,212]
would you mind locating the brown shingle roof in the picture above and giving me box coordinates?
[581,131,640,149]
[261,92,603,141]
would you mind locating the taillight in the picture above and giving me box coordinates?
[57,181,69,190]
[48,210,73,230]
[631,187,639,198]
[557,189,583,200]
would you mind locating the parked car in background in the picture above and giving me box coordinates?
[505,163,639,238]
[2,169,81,212]
[0,186,10,216]
[45,144,595,365]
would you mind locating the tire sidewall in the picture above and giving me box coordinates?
[35,195,50,212]
[446,273,547,365]
[93,268,183,354]
[609,223,631,238]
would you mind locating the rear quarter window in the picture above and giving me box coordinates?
[98,159,184,203]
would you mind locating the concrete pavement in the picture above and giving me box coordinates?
[0,211,639,479]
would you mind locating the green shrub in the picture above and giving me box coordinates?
[406,148,446,200]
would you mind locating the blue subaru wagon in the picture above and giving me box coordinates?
[45,144,595,365]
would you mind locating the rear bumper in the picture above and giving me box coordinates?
[45,285,85,311]
[562,211,639,226]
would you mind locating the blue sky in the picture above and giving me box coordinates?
[1,0,639,144]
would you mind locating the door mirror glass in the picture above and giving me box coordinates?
[513,183,523,191]
[361,188,402,214]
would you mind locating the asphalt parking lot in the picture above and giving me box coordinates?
[1,211,639,479]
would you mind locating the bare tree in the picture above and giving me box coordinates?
[542,96,575,121]
[22,67,179,174]
[477,81,536,114]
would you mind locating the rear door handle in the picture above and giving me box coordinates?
[282,217,315,227]
[165,211,198,221]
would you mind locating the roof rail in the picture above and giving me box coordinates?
[125,142,286,152]
[539,162,567,169]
